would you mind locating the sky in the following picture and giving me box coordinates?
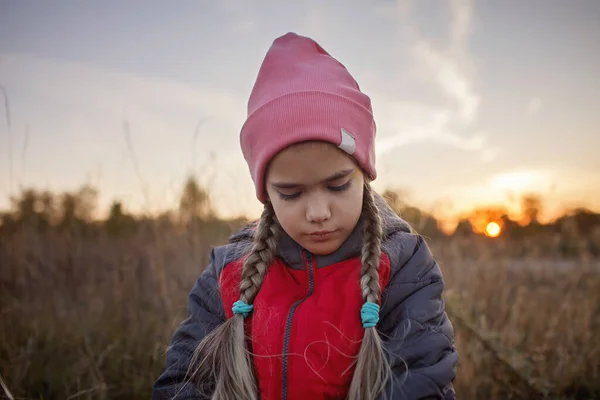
[1,0,599,225]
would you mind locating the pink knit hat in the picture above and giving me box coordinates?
[240,32,377,203]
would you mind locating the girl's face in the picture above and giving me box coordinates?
[265,141,365,255]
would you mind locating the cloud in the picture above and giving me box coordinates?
[527,96,543,115]
[481,147,501,163]
[412,41,480,123]
[490,169,553,192]
[450,0,474,47]
[377,127,487,155]
[375,104,464,151]
[375,0,498,162]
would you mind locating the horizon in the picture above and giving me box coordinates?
[1,1,599,226]
[2,173,595,237]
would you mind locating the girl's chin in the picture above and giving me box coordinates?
[300,238,344,256]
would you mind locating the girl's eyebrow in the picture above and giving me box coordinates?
[271,168,354,189]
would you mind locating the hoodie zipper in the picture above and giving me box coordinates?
[281,251,315,400]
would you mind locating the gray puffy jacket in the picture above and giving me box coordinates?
[153,193,457,399]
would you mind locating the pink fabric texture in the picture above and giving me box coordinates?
[240,32,377,203]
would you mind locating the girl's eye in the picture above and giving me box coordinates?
[328,180,352,192]
[276,180,351,200]
[277,191,301,201]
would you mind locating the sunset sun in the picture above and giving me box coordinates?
[485,222,501,238]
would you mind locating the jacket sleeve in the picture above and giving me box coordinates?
[152,248,226,400]
[378,234,458,400]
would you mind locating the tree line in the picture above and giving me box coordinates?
[1,175,599,246]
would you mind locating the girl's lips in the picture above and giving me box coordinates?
[308,230,337,242]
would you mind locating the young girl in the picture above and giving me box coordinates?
[153,32,457,400]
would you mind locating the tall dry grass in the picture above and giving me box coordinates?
[0,222,599,399]
[0,220,238,400]
[434,235,600,399]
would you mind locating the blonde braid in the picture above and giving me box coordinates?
[347,183,392,400]
[185,202,280,400]
[360,184,383,303]
[240,202,280,304]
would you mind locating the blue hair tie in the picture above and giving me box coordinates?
[232,300,254,318]
[361,302,380,328]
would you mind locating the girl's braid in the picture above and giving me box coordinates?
[348,183,391,400]
[185,202,281,400]
[360,183,383,303]
[240,201,281,304]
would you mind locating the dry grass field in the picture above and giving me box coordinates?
[1,191,599,400]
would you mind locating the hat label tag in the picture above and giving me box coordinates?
[339,128,356,155]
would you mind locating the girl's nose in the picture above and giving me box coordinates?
[306,197,332,223]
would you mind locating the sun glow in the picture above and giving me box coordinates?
[490,170,551,193]
[485,221,501,238]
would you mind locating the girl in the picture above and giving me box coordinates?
[153,32,457,400]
